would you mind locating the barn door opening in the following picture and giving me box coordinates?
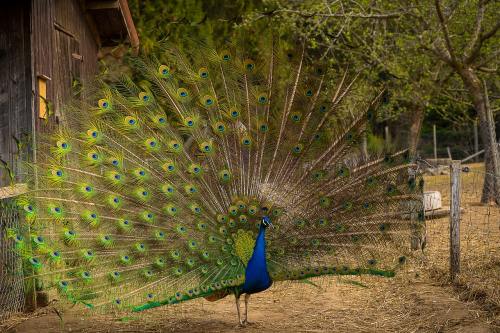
[53,24,82,124]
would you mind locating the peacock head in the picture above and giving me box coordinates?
[261,216,273,229]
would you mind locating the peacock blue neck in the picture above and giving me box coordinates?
[241,223,272,294]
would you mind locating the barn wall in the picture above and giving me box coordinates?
[0,1,32,186]
[32,0,99,129]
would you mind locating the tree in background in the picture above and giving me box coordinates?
[125,0,499,203]
[241,0,499,203]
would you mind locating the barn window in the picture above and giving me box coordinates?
[38,75,50,119]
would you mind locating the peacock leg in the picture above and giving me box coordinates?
[243,293,252,325]
[235,294,244,326]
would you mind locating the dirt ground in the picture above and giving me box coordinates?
[1,163,499,332]
[2,274,497,333]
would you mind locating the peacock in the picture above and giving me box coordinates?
[8,40,424,326]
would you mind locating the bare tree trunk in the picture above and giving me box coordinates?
[459,67,500,204]
[408,102,425,157]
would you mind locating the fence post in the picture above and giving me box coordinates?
[433,124,437,162]
[473,119,479,162]
[449,161,461,281]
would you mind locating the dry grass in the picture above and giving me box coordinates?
[424,163,500,321]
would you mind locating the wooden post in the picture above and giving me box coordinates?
[473,119,479,162]
[384,126,391,149]
[433,124,437,162]
[447,147,452,160]
[450,161,461,281]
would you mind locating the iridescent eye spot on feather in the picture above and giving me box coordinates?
[259,123,269,133]
[124,116,138,129]
[198,67,209,78]
[56,140,71,151]
[386,184,397,195]
[182,117,197,129]
[139,92,151,103]
[218,169,231,182]
[338,166,350,177]
[217,214,228,223]
[177,88,189,98]
[305,89,313,97]
[257,93,268,104]
[165,204,178,216]
[168,140,182,153]
[290,112,302,123]
[229,108,240,119]
[379,223,388,232]
[158,65,171,78]
[241,136,252,147]
[367,110,374,121]
[319,196,331,207]
[133,168,148,180]
[295,219,306,228]
[98,98,111,110]
[184,184,197,195]
[319,105,327,113]
[199,141,213,154]
[214,122,226,134]
[201,95,215,107]
[220,50,231,61]
[120,255,131,265]
[188,163,202,176]
[161,183,175,197]
[317,218,328,226]
[243,59,255,71]
[292,144,303,154]
[80,271,92,282]
[162,161,176,173]
[86,129,101,142]
[145,138,159,150]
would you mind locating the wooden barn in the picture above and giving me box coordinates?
[0,0,139,187]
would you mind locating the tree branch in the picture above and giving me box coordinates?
[434,0,458,65]
[464,0,485,62]
[466,20,500,64]
[263,8,408,19]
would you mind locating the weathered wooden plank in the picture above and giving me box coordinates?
[0,1,32,187]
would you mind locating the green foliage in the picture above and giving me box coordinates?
[128,0,264,54]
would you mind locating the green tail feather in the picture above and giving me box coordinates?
[6,39,423,313]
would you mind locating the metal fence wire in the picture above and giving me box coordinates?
[0,199,25,321]
[424,163,500,308]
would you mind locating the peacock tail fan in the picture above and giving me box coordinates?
[7,39,424,313]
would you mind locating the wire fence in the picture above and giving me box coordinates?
[424,162,500,309]
[0,198,25,321]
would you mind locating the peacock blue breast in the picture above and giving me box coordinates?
[241,224,272,294]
